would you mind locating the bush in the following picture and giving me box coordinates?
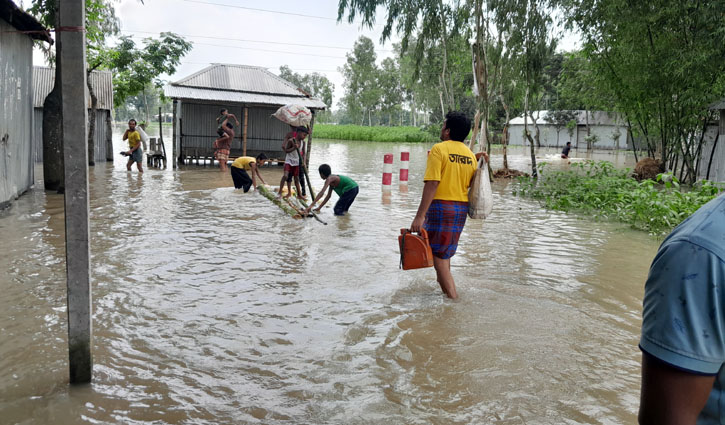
[313,124,438,143]
[514,160,723,235]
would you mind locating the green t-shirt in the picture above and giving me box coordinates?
[333,175,358,196]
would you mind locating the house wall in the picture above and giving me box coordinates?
[178,102,287,159]
[507,123,628,150]
[32,108,109,163]
[0,19,34,207]
[698,112,725,183]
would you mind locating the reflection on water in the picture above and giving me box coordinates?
[0,137,657,424]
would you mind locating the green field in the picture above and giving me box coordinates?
[313,124,438,143]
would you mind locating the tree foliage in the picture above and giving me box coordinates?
[278,65,334,109]
[107,33,192,107]
[563,0,725,183]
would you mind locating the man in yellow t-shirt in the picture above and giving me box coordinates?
[231,153,268,192]
[122,119,143,173]
[410,111,488,299]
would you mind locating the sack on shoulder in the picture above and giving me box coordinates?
[468,156,493,219]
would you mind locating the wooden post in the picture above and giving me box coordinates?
[306,110,315,169]
[172,100,177,167]
[105,112,113,162]
[242,106,248,156]
[60,0,92,384]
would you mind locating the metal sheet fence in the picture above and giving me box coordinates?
[0,20,34,206]
[179,103,287,158]
[33,109,108,163]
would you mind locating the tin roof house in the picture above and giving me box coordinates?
[164,64,326,165]
[33,66,114,164]
[0,0,52,207]
[507,110,630,151]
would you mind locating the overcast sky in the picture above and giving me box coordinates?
[27,0,580,109]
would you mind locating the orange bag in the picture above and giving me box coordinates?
[398,228,434,270]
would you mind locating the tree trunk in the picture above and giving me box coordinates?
[86,71,97,166]
[470,110,480,150]
[105,111,113,161]
[524,85,537,178]
[43,65,64,192]
[143,86,151,126]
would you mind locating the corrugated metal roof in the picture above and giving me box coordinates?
[508,110,624,126]
[0,0,52,43]
[164,85,326,109]
[166,63,326,109]
[33,66,113,110]
[708,99,725,110]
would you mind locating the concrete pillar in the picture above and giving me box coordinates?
[59,0,92,384]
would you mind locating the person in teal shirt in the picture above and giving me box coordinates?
[304,164,359,216]
[639,193,725,424]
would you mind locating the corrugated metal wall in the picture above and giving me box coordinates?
[32,108,108,163]
[698,114,725,182]
[0,19,34,206]
[179,102,286,158]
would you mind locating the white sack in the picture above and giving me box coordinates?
[468,156,493,219]
[272,104,312,127]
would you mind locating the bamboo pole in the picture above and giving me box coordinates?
[257,184,301,218]
[242,107,249,156]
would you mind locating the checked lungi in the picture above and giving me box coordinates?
[424,200,468,259]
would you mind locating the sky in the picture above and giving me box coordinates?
[25,0,580,110]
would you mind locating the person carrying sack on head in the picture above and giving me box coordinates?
[409,111,487,299]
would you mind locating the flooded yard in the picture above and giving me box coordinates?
[0,137,657,424]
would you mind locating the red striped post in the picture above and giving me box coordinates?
[399,151,409,184]
[382,153,393,191]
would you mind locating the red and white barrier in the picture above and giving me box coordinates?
[382,153,393,190]
[399,152,409,184]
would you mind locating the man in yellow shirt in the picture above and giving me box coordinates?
[231,153,268,192]
[122,119,143,173]
[410,111,487,299]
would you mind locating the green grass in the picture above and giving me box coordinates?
[514,160,723,235]
[313,124,438,143]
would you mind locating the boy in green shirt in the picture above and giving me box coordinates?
[304,164,359,216]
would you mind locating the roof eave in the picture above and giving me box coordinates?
[0,0,52,43]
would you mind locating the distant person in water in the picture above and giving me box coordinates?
[303,164,359,216]
[561,142,572,159]
[214,109,239,172]
[231,153,268,192]
[122,119,143,173]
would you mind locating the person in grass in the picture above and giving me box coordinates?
[230,153,268,192]
[303,164,358,216]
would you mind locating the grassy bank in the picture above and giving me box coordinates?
[313,124,438,143]
[514,160,722,235]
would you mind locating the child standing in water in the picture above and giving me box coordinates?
[214,108,239,172]
[304,164,359,216]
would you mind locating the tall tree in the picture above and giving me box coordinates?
[564,0,725,183]
[278,65,335,110]
[339,36,380,125]
[377,57,405,125]
[491,0,558,177]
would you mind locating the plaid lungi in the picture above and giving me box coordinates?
[424,200,468,259]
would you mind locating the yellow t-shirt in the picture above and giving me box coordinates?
[423,140,477,202]
[232,156,256,170]
[127,131,141,149]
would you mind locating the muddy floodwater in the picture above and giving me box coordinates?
[1,134,659,424]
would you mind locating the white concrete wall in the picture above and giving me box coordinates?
[507,123,627,150]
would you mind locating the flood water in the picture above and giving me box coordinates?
[1,133,658,424]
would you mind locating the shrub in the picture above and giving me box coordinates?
[514,160,723,235]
